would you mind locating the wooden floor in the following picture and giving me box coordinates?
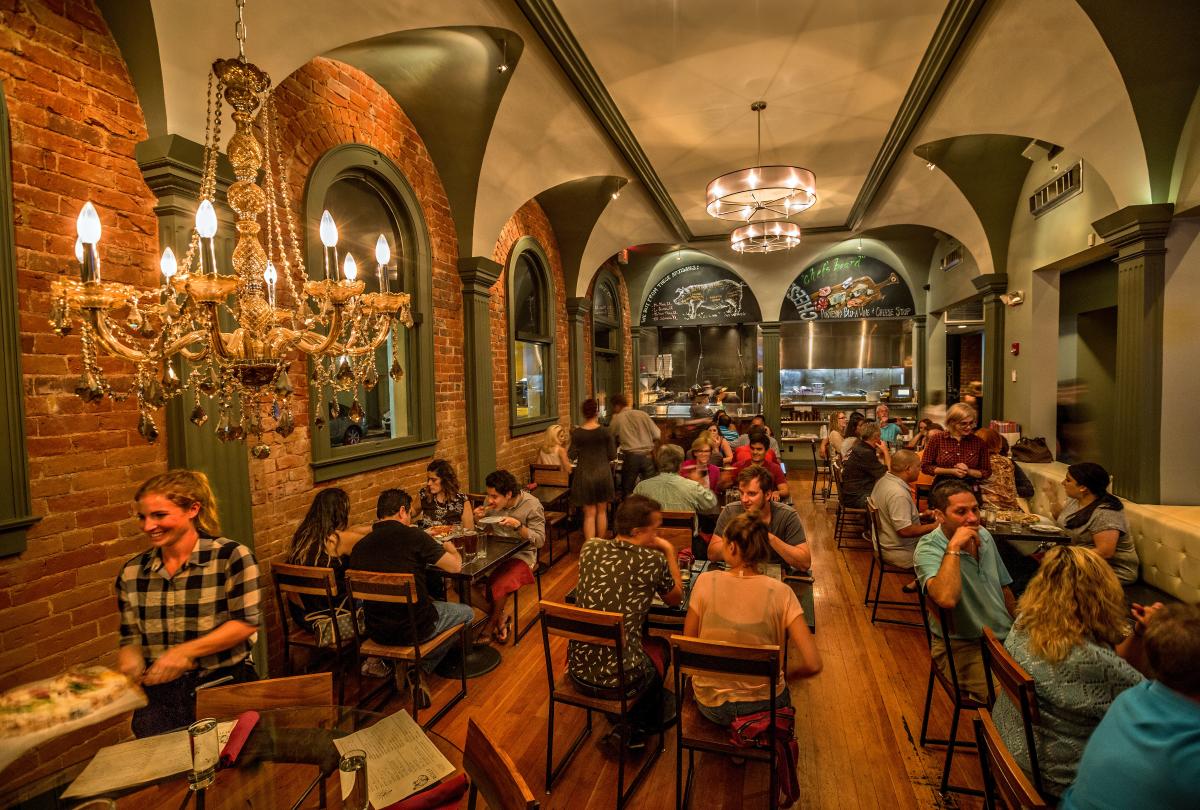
[359,472,987,809]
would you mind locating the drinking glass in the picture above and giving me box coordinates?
[476,535,489,561]
[462,532,478,564]
[339,748,369,810]
[187,717,219,790]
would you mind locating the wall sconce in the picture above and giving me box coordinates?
[999,290,1025,307]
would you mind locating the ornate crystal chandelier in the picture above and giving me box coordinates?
[48,0,412,459]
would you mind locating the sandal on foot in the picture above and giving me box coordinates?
[496,616,513,645]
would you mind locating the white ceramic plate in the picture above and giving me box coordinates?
[478,515,506,526]
[1029,524,1061,534]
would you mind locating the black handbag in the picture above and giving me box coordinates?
[1011,437,1053,463]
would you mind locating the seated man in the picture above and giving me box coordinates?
[876,403,902,445]
[349,489,472,708]
[708,465,810,573]
[733,432,790,500]
[570,495,683,749]
[842,422,890,508]
[472,469,545,645]
[1060,603,1200,810]
[732,414,781,457]
[914,480,1015,704]
[634,444,718,515]
[870,450,939,573]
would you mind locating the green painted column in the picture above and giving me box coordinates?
[913,315,928,411]
[972,273,1008,426]
[566,297,591,422]
[458,257,502,492]
[1093,204,1173,502]
[760,322,782,440]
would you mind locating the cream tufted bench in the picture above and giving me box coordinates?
[1016,462,1200,604]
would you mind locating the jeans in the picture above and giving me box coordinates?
[620,451,656,497]
[696,685,792,726]
[419,600,474,673]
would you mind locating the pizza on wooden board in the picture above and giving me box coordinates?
[0,666,141,736]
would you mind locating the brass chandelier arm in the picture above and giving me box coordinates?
[289,306,345,355]
[164,330,212,362]
[86,310,160,363]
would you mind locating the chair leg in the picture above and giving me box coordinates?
[871,564,885,623]
[940,702,961,794]
[863,556,877,607]
[546,704,593,792]
[919,668,935,746]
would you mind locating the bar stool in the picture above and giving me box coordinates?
[809,439,832,502]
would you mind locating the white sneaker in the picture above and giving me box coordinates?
[361,657,391,678]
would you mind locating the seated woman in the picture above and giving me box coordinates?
[840,412,866,459]
[841,422,889,508]
[819,411,848,461]
[684,512,821,725]
[1045,462,1139,584]
[705,422,735,466]
[287,488,371,629]
[535,424,572,474]
[993,546,1157,799]
[976,427,1034,510]
[905,418,941,452]
[715,411,740,444]
[412,458,475,533]
[682,435,722,492]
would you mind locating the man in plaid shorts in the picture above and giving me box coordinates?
[116,471,261,736]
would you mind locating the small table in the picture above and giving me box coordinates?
[434,534,531,679]
[985,519,1068,597]
[13,707,463,810]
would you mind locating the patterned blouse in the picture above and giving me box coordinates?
[417,488,468,528]
[568,538,674,689]
[980,454,1020,510]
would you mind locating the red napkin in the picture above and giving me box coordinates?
[218,710,260,767]
[384,773,469,810]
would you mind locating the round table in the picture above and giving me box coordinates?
[34,707,464,809]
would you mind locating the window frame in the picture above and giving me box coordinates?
[506,237,558,436]
[591,268,624,400]
[303,144,437,481]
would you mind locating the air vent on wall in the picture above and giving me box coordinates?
[945,300,984,325]
[1029,161,1083,217]
[940,245,963,272]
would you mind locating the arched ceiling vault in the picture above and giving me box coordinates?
[534,176,625,297]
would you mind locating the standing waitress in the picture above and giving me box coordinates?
[920,403,990,492]
[116,470,260,736]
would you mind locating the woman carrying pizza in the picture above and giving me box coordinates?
[116,469,261,737]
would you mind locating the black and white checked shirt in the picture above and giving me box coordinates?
[116,536,261,675]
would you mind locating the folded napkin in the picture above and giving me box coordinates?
[384,772,469,810]
[219,710,260,767]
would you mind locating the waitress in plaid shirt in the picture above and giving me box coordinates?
[920,402,991,492]
[116,470,261,736]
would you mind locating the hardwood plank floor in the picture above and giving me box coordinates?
[354,472,987,809]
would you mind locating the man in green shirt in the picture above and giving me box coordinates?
[914,479,1015,703]
[633,444,718,515]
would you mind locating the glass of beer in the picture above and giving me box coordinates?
[339,749,369,810]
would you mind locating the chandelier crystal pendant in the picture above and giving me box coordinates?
[48,0,413,459]
[705,101,817,223]
[730,220,802,254]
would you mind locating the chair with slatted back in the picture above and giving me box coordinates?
[465,717,540,810]
[658,510,696,553]
[670,635,784,810]
[917,587,984,797]
[344,570,472,729]
[862,499,921,628]
[530,463,572,569]
[831,455,869,549]
[270,562,356,705]
[810,438,832,502]
[538,601,663,809]
[975,709,1049,809]
[196,672,333,718]
[982,627,1045,797]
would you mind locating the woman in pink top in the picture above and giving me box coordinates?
[683,512,822,724]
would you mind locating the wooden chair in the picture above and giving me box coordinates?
[917,587,984,797]
[659,510,696,553]
[530,463,572,569]
[670,636,784,810]
[810,438,832,502]
[344,570,472,729]
[830,456,869,549]
[975,709,1049,809]
[510,553,545,646]
[982,627,1045,797]
[196,672,332,718]
[270,562,357,705]
[862,500,921,628]
[538,601,663,809]
[465,717,539,810]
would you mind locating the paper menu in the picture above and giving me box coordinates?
[61,721,235,799]
[332,710,455,809]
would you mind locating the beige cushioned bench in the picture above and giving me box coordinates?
[1017,462,1200,605]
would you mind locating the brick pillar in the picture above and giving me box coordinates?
[566,297,591,422]
[1093,203,1173,502]
[972,273,1008,426]
[459,256,502,492]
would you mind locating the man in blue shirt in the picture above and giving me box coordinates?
[1061,602,1200,810]
[914,480,1015,703]
[876,403,902,445]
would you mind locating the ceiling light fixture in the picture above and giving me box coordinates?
[48,0,413,457]
[706,101,816,223]
[497,37,508,74]
[730,220,801,254]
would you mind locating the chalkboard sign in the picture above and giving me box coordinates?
[781,254,915,321]
[640,263,762,326]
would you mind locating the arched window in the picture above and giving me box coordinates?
[592,270,624,416]
[507,238,557,433]
[304,145,436,480]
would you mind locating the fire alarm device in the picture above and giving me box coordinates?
[1010,342,1020,356]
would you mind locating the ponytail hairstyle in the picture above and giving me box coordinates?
[722,511,772,569]
[1065,462,1122,530]
[135,469,222,538]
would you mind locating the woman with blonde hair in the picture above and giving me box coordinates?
[920,402,989,490]
[993,545,1159,798]
[819,411,847,460]
[117,469,261,736]
[681,434,721,491]
[536,424,571,473]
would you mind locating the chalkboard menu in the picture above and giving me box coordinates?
[640,263,762,326]
[781,254,915,321]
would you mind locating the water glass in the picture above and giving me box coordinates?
[187,717,219,791]
[476,535,489,561]
[339,748,369,810]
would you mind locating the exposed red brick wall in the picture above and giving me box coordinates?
[489,200,570,477]
[958,332,982,391]
[249,57,466,670]
[0,0,167,784]
[582,259,634,404]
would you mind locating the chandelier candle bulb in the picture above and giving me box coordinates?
[160,247,178,282]
[374,234,390,293]
[75,202,101,283]
[342,253,357,283]
[263,260,277,308]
